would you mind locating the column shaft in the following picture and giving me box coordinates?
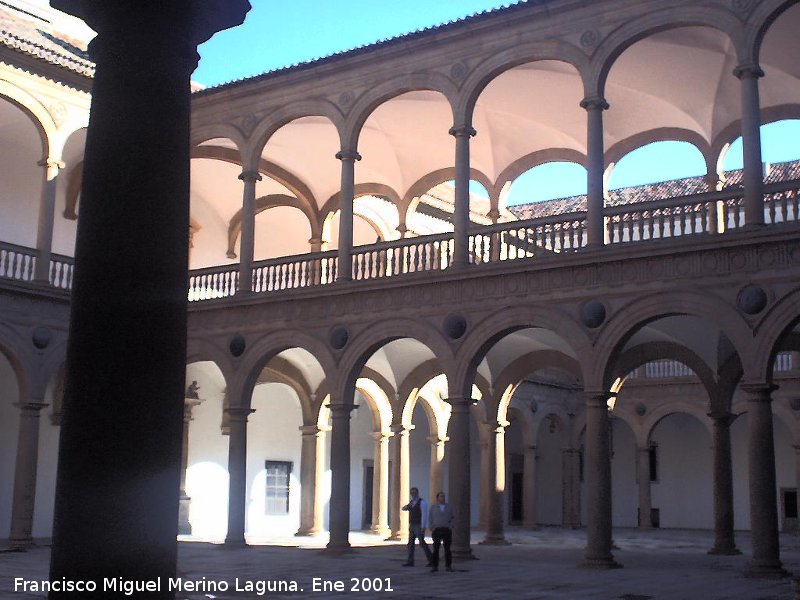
[313,426,328,534]
[481,421,509,544]
[450,126,476,267]
[34,160,62,282]
[582,392,619,568]
[237,169,261,292]
[562,449,581,529]
[446,396,474,558]
[522,446,538,528]
[637,446,652,529]
[178,398,200,536]
[735,65,765,227]
[297,425,324,536]
[428,437,446,505]
[8,402,47,549]
[336,150,360,281]
[370,432,390,537]
[388,425,410,540]
[327,402,356,551]
[581,97,608,247]
[743,384,785,576]
[708,413,739,554]
[225,407,254,546]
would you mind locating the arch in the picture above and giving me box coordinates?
[589,290,752,391]
[453,305,590,398]
[355,377,393,434]
[336,320,454,400]
[456,43,587,129]
[611,341,717,396]
[605,129,713,183]
[249,100,345,160]
[0,79,54,160]
[190,126,246,156]
[342,74,459,151]
[591,7,744,97]
[227,195,317,258]
[320,182,403,227]
[190,144,322,238]
[402,167,494,223]
[230,330,335,422]
[751,286,800,382]
[0,325,30,403]
[642,405,713,448]
[749,0,800,66]
[494,149,587,200]
[186,336,235,376]
[403,385,447,440]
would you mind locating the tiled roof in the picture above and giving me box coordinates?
[508,161,800,220]
[194,1,537,95]
[0,4,94,78]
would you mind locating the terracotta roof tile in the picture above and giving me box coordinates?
[0,5,94,78]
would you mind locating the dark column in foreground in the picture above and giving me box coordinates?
[47,2,249,597]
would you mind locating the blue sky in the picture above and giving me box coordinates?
[195,1,799,206]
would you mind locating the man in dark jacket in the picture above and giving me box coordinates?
[401,487,432,566]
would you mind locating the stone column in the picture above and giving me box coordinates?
[297,425,326,536]
[478,436,490,529]
[446,396,475,558]
[47,3,250,594]
[707,412,740,554]
[178,397,202,536]
[794,444,800,536]
[237,169,261,293]
[388,423,410,540]
[326,402,357,552]
[581,96,609,247]
[582,392,620,568]
[225,406,255,546]
[8,401,47,550]
[370,431,391,537]
[428,435,446,502]
[562,448,581,529]
[734,64,765,228]
[481,421,510,545]
[34,159,63,282]
[522,445,538,529]
[636,445,653,529]
[742,384,786,576]
[336,149,360,282]
[450,125,476,268]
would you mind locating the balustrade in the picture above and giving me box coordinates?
[3,182,799,299]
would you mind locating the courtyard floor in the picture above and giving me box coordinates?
[2,527,800,599]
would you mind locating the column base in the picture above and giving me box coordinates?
[744,560,790,579]
[295,527,325,537]
[451,546,478,560]
[320,543,354,556]
[708,545,741,556]
[522,523,540,530]
[579,556,623,569]
[222,537,249,548]
[479,536,511,546]
[178,495,192,536]
[369,525,391,538]
[386,531,403,541]
[7,538,33,552]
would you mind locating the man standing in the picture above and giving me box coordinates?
[401,487,432,566]
[428,491,454,572]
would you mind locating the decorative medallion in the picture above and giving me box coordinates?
[339,91,353,107]
[731,0,752,12]
[450,61,467,81]
[240,113,257,135]
[579,300,606,329]
[635,402,647,417]
[229,334,246,357]
[736,284,767,315]
[330,326,349,350]
[580,29,600,49]
[443,313,467,340]
[47,102,67,128]
[32,327,51,349]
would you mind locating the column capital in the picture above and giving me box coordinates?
[14,402,48,413]
[427,435,448,445]
[740,383,778,400]
[390,423,411,435]
[707,411,735,426]
[37,158,65,170]
[299,424,322,436]
[224,406,255,422]
[449,125,477,138]
[370,430,392,442]
[733,63,764,80]
[583,390,612,408]
[487,419,509,432]
[238,169,262,183]
[580,96,609,111]
[335,149,361,162]
[329,402,358,415]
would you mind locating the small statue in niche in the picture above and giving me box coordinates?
[186,380,200,399]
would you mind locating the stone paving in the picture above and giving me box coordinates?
[2,528,800,599]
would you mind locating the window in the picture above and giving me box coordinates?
[265,460,292,514]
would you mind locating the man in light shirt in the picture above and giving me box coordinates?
[428,491,454,572]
